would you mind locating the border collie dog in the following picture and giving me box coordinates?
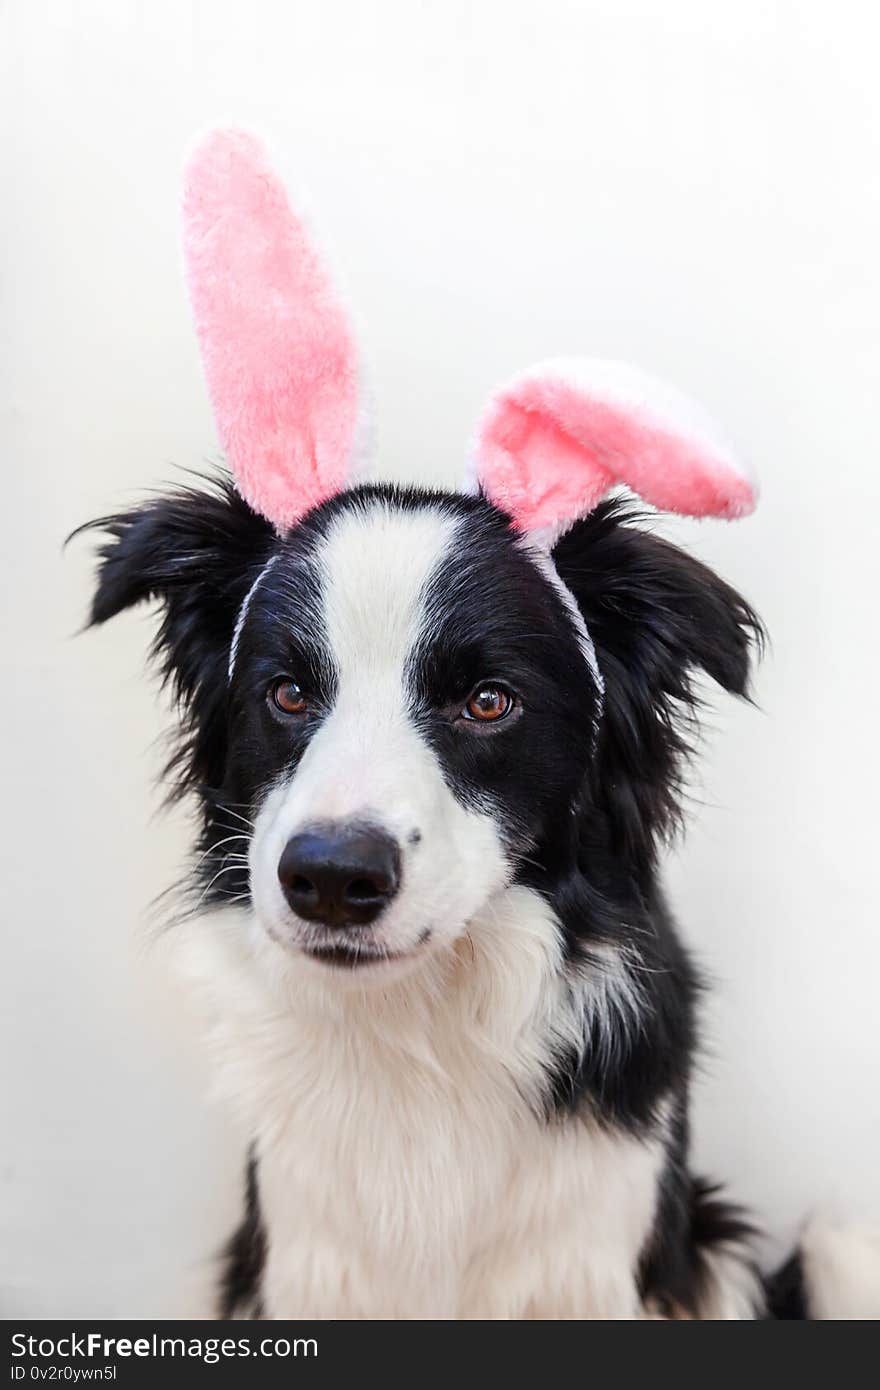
[79,131,871,1319]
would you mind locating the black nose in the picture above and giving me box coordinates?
[278,824,402,927]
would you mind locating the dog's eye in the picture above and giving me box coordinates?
[269,678,307,715]
[462,684,514,723]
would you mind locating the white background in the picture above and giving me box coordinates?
[2,0,879,1317]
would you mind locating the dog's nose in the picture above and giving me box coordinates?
[277,824,401,927]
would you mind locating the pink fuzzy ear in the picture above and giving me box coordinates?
[472,358,756,535]
[182,129,363,531]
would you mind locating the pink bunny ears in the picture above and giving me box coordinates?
[182,129,363,531]
[471,358,755,538]
[182,129,756,537]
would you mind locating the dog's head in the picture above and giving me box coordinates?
[83,130,762,977]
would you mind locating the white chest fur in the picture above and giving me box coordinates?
[172,888,665,1319]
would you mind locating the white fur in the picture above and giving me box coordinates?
[172,887,670,1319]
[800,1218,880,1319]
[693,1246,765,1319]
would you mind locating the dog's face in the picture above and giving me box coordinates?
[85,479,759,979]
[226,490,598,973]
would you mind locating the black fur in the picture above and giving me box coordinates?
[218,1150,266,1319]
[522,502,761,1133]
[77,473,275,802]
[554,500,763,881]
[764,1251,808,1319]
[639,1105,760,1317]
[82,477,766,1320]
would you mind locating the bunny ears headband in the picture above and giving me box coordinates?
[182,128,756,656]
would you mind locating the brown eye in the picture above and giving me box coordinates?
[270,678,307,715]
[462,684,513,723]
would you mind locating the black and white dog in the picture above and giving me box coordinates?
[79,130,875,1319]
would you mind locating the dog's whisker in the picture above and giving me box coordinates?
[210,824,253,839]
[214,804,256,830]
[193,833,251,864]
[193,861,250,909]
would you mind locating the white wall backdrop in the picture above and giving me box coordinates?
[2,0,879,1317]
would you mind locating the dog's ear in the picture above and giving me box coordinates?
[80,477,275,797]
[552,500,764,875]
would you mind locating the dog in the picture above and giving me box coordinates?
[77,130,877,1319]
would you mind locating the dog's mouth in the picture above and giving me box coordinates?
[299,926,435,970]
[301,942,408,970]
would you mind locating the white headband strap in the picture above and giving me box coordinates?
[522,542,605,734]
[227,554,278,681]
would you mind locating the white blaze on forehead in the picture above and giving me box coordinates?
[316,499,461,686]
[276,498,464,832]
